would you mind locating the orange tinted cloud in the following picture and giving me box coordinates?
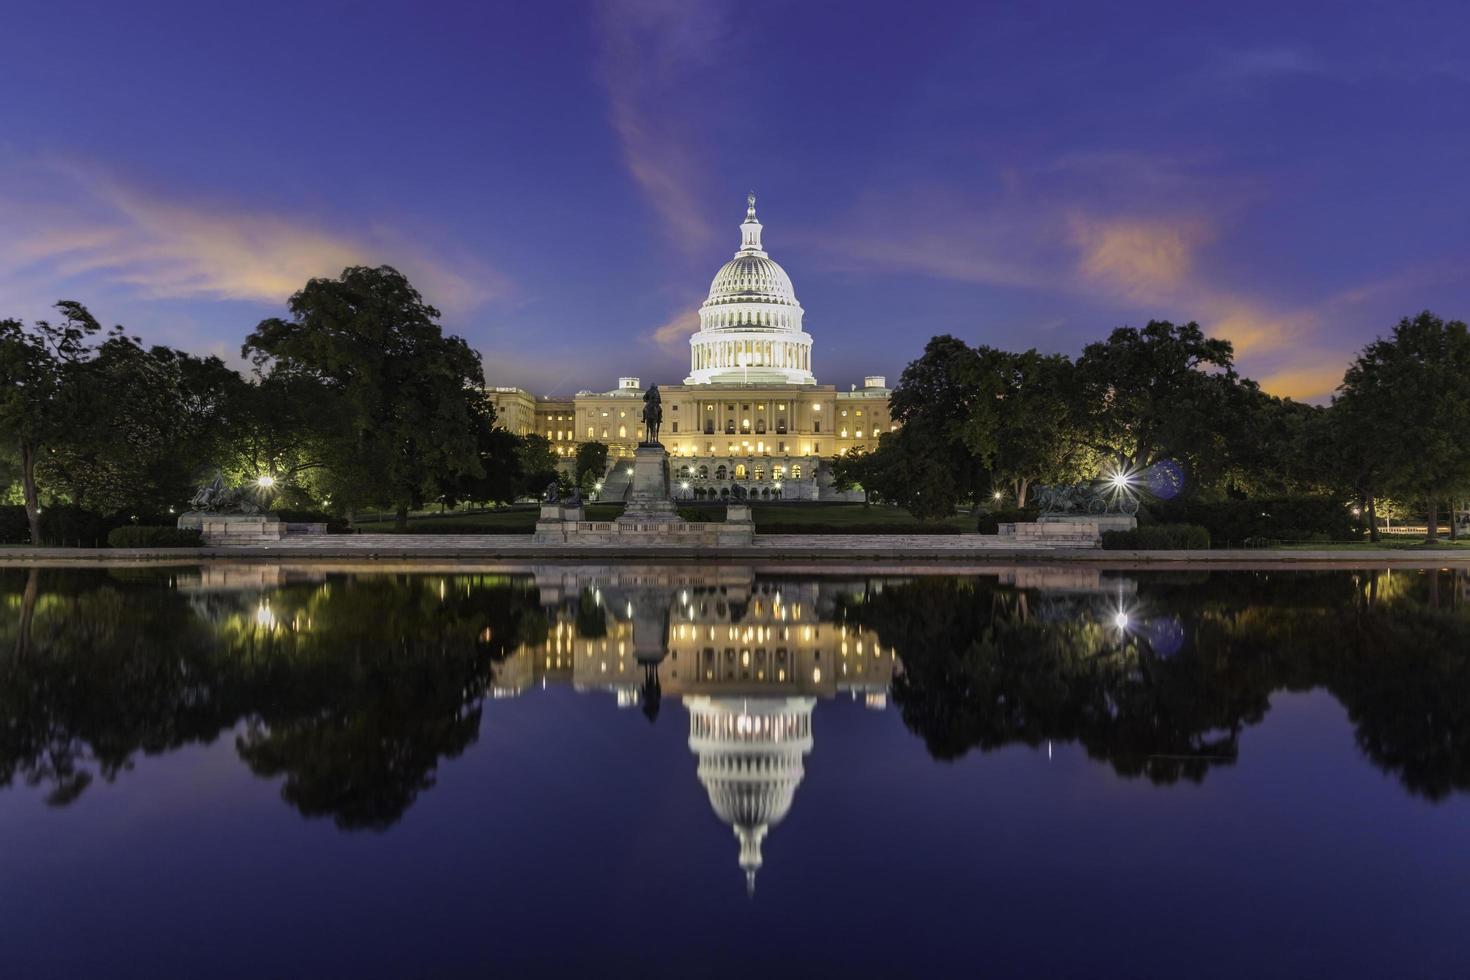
[1071,214,1211,300]
[1,166,504,313]
[1254,363,1346,401]
[648,304,700,351]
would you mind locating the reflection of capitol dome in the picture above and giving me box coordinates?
[686,194,816,386]
[686,696,815,895]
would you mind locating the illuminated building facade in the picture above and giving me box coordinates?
[486,196,894,501]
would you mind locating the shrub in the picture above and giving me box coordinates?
[976,507,1040,534]
[275,509,351,533]
[0,505,29,544]
[1146,496,1356,544]
[38,505,118,546]
[107,525,203,548]
[1102,523,1211,550]
[760,523,963,535]
[390,521,532,535]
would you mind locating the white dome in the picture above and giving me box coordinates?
[705,253,800,313]
[686,194,816,386]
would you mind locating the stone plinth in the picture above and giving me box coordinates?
[1040,513,1136,533]
[181,513,286,545]
[534,502,590,541]
[998,520,1101,548]
[533,518,754,547]
[726,503,753,525]
[619,445,681,523]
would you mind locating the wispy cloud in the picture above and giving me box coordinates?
[803,162,1342,380]
[0,162,506,316]
[592,0,729,251]
[1213,45,1328,82]
[648,303,700,352]
[1253,362,1346,402]
[1071,214,1210,300]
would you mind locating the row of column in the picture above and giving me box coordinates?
[695,339,809,372]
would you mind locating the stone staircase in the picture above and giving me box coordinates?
[595,460,635,502]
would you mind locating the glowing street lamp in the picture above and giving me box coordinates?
[256,475,276,489]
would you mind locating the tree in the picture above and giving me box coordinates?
[879,336,991,519]
[961,348,1087,506]
[1073,320,1240,488]
[439,400,524,507]
[243,266,486,528]
[40,337,244,514]
[0,303,112,543]
[516,433,561,499]
[1335,312,1470,542]
[575,441,609,491]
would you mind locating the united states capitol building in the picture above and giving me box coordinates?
[488,195,893,500]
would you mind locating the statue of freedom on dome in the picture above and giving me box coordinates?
[641,385,663,446]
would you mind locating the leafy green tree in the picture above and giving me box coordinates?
[575,441,609,491]
[962,348,1088,506]
[878,335,991,519]
[1073,320,1240,487]
[244,266,486,528]
[1223,389,1334,498]
[516,433,561,498]
[39,337,244,514]
[438,399,524,507]
[0,303,117,543]
[1335,312,1470,541]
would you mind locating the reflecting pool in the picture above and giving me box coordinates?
[2,563,1469,978]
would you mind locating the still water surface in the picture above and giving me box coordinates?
[2,563,1469,978]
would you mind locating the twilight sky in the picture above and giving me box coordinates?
[2,0,1467,401]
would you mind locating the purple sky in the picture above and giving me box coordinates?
[3,0,1467,400]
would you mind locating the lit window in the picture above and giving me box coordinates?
[619,425,626,438]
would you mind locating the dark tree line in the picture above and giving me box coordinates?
[834,313,1470,539]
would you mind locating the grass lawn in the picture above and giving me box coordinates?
[746,503,970,530]
[353,501,968,533]
[1277,538,1470,551]
[355,504,622,532]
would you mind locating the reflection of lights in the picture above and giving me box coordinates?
[255,602,275,629]
[256,475,275,489]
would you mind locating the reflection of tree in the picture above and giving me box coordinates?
[0,570,546,826]
[848,570,1470,796]
[0,569,230,805]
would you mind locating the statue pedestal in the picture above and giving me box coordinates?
[618,445,682,524]
[178,512,285,544]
